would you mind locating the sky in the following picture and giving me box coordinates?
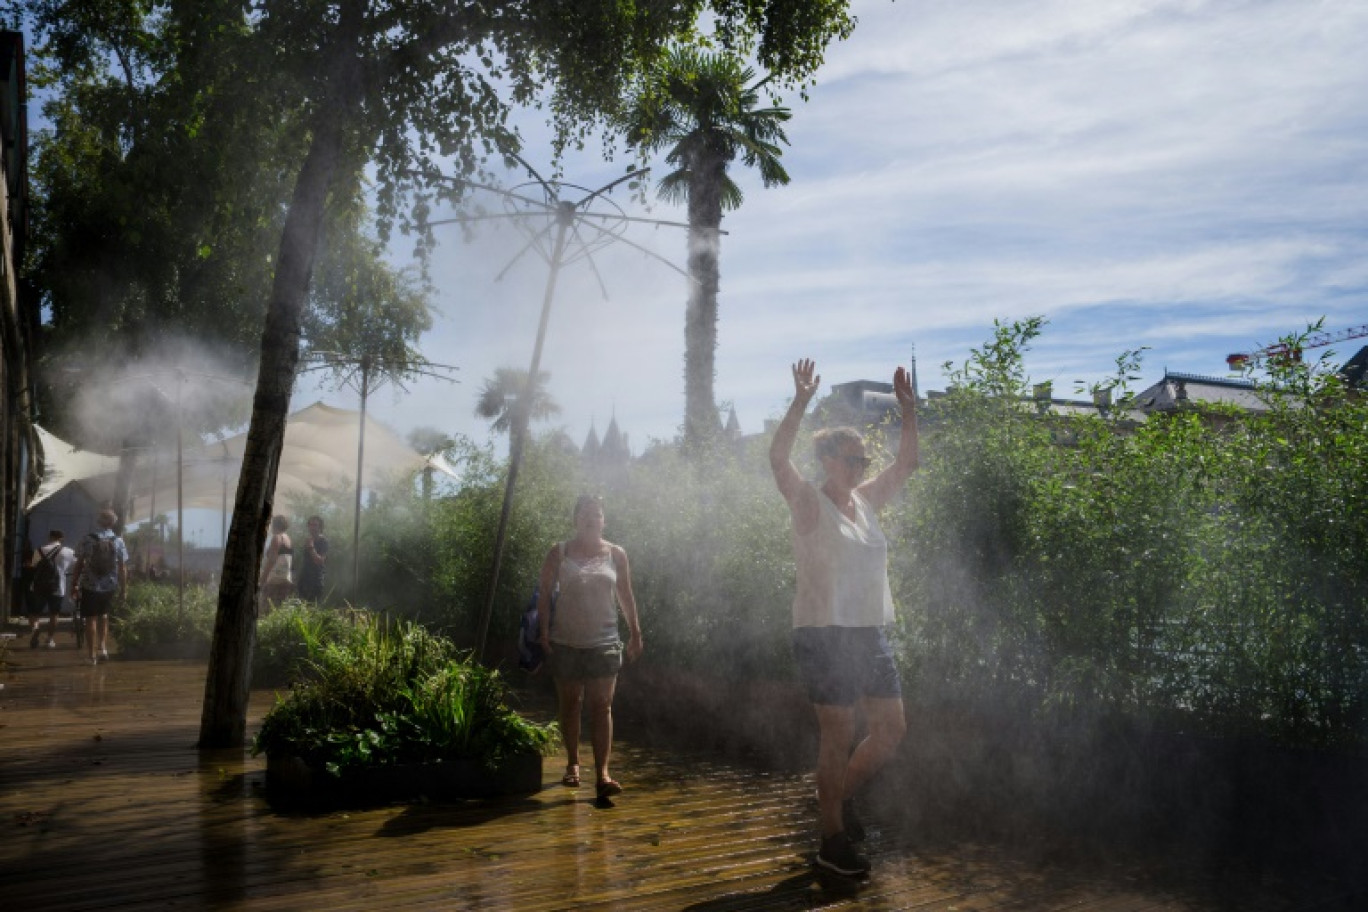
[301,0,1365,454]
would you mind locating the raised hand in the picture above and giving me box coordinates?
[792,358,821,401]
[893,365,916,411]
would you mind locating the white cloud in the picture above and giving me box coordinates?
[308,0,1368,450]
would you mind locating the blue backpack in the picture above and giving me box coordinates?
[517,584,556,673]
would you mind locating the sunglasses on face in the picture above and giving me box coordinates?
[841,454,872,470]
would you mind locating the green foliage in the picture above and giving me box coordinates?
[888,318,1368,749]
[112,583,217,657]
[253,600,356,688]
[608,441,795,676]
[622,46,793,211]
[252,616,558,775]
[16,0,431,445]
[287,317,1366,752]
[284,432,585,644]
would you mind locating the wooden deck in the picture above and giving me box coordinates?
[0,643,1353,910]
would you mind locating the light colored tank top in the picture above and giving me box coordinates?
[552,541,620,648]
[791,482,894,628]
[268,540,293,583]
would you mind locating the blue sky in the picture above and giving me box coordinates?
[296,0,1368,453]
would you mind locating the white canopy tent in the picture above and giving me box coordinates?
[127,401,454,524]
[32,402,457,528]
[29,426,122,509]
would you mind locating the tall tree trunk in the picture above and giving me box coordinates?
[197,103,350,749]
[683,154,726,450]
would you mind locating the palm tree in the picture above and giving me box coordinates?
[624,47,792,449]
[475,368,560,437]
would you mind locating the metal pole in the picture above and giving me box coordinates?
[476,202,574,662]
[220,441,229,548]
[176,370,185,619]
[149,446,159,548]
[352,355,371,596]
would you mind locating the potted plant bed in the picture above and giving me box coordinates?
[254,618,557,811]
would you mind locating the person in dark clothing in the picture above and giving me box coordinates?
[297,515,329,602]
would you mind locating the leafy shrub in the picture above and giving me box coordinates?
[113,582,216,658]
[252,600,357,687]
[252,616,558,775]
[889,319,1368,748]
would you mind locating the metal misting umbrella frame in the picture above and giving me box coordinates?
[420,156,709,662]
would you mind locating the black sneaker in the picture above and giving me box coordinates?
[816,831,871,877]
[842,798,867,843]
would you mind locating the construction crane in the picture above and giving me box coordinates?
[1226,323,1368,371]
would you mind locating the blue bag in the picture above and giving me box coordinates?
[517,585,556,673]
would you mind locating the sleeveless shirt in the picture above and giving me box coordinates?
[790,482,895,628]
[551,542,620,648]
[268,539,293,583]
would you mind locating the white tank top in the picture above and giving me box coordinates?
[790,482,895,628]
[551,542,621,648]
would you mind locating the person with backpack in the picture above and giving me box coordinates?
[72,508,130,666]
[27,530,75,649]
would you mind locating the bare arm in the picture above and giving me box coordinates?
[769,359,822,534]
[858,365,920,510]
[259,535,280,587]
[613,545,643,662]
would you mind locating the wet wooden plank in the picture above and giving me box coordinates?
[0,645,1342,911]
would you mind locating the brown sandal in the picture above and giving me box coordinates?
[596,779,623,800]
[561,765,580,787]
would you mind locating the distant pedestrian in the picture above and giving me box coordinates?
[72,509,130,666]
[769,357,920,877]
[27,530,75,649]
[296,515,328,603]
[259,515,294,614]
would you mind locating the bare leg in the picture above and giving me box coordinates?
[97,615,110,655]
[812,703,859,837]
[556,679,585,773]
[84,616,99,661]
[842,697,907,798]
[584,676,618,785]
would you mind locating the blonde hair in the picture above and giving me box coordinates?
[813,426,864,461]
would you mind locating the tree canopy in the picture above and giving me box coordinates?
[9,0,863,747]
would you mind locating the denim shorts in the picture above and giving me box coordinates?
[792,625,902,706]
[549,641,623,681]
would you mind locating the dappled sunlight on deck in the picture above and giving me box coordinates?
[0,648,1347,910]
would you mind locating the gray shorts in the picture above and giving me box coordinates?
[549,641,623,681]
